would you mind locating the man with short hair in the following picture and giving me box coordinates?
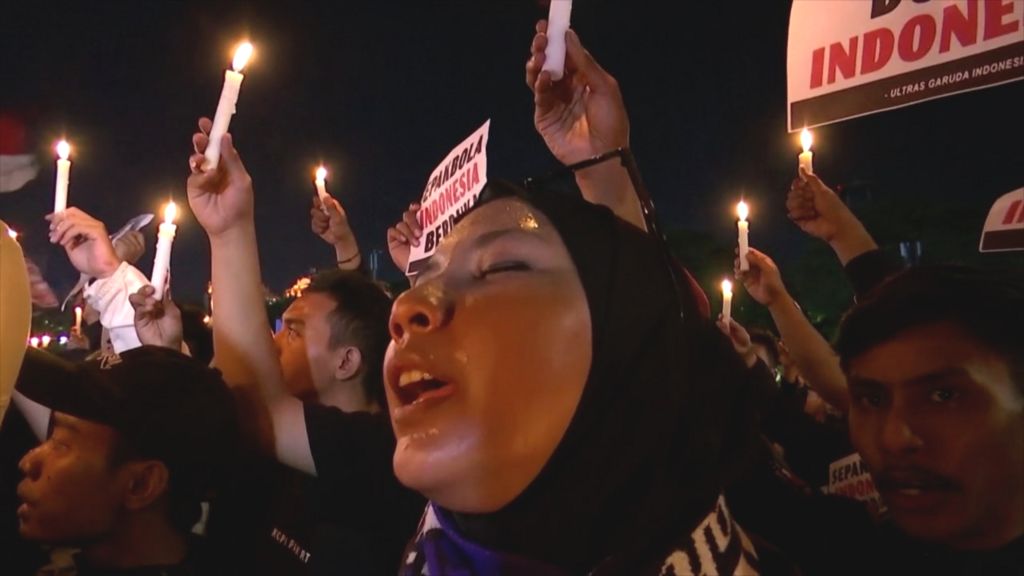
[836,265,1024,572]
[15,346,239,574]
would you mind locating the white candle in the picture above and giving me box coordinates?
[29,337,40,348]
[74,306,83,334]
[203,42,253,171]
[721,280,733,325]
[150,202,178,301]
[798,128,814,175]
[315,166,330,214]
[737,201,750,272]
[54,140,71,213]
[543,0,573,81]
[41,335,51,348]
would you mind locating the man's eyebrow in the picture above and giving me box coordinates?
[903,367,971,387]
[847,376,887,391]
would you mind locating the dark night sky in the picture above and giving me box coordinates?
[2,1,1021,301]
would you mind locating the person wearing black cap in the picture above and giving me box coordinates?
[14,346,240,575]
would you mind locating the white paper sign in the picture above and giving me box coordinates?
[406,120,490,276]
[787,0,1024,131]
[980,187,1024,252]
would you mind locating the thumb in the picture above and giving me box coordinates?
[219,133,247,177]
[564,29,614,92]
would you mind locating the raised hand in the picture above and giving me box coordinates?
[526,20,628,166]
[736,248,789,308]
[47,208,122,279]
[312,195,361,268]
[186,117,254,239]
[386,202,422,273]
[129,285,183,351]
[716,316,757,368]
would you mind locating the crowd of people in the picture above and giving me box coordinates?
[1,18,1021,576]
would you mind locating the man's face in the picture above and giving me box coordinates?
[274,293,339,399]
[17,413,128,544]
[847,322,1024,549]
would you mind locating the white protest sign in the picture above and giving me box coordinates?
[406,120,490,276]
[787,0,1023,131]
[823,452,887,519]
[980,187,1024,252]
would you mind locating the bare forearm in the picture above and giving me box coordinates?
[768,294,849,412]
[575,163,646,232]
[829,216,878,267]
[209,224,285,402]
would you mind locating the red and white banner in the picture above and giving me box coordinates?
[787,0,1024,131]
[406,120,490,276]
[980,187,1024,252]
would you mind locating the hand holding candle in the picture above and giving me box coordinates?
[721,279,733,325]
[315,166,330,214]
[737,201,750,272]
[203,42,253,171]
[150,201,178,301]
[542,0,573,81]
[54,140,71,213]
[798,128,814,176]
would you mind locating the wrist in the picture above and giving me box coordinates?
[209,222,257,248]
[94,257,123,279]
[829,219,877,266]
[767,291,796,314]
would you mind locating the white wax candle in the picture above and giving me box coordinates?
[74,306,83,334]
[737,201,750,272]
[54,140,71,213]
[798,128,814,175]
[315,166,330,214]
[41,335,51,348]
[721,280,733,324]
[150,202,178,301]
[29,337,40,348]
[203,42,253,171]
[543,0,573,81]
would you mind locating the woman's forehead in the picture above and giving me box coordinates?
[442,197,555,249]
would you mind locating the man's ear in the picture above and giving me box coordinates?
[121,460,170,511]
[334,346,363,382]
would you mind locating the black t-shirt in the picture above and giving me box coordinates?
[207,404,424,576]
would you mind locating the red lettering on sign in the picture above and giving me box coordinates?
[1004,199,1023,225]
[829,37,860,84]
[862,28,896,74]
[810,47,826,88]
[940,0,979,54]
[898,14,938,62]
[984,0,1021,41]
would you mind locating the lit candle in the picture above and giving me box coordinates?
[737,201,750,272]
[7,228,17,240]
[721,279,733,325]
[203,42,253,171]
[29,337,40,348]
[150,201,178,301]
[54,140,71,213]
[41,335,51,348]
[798,128,814,175]
[314,166,330,214]
[542,0,573,81]
[74,305,83,334]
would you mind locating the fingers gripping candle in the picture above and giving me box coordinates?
[737,201,750,272]
[150,202,178,301]
[542,0,573,81]
[54,140,71,213]
[203,42,253,171]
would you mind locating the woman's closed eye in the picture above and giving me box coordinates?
[479,261,531,278]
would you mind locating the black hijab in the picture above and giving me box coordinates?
[447,181,760,573]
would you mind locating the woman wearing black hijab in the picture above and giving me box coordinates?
[386,181,765,575]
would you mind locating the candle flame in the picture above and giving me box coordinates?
[800,128,813,153]
[75,305,83,315]
[163,201,178,224]
[233,42,254,72]
[737,201,749,222]
[7,228,17,239]
[29,337,40,348]
[41,335,52,347]
[56,140,71,160]
[315,166,328,182]
[721,279,733,295]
